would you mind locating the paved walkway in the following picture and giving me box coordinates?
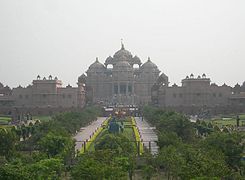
[135,117,159,155]
[74,117,107,151]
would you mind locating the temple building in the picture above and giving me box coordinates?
[0,43,245,115]
[79,43,168,105]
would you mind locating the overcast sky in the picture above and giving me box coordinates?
[0,0,244,88]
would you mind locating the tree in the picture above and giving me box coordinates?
[71,150,128,180]
[28,158,64,179]
[157,145,186,179]
[38,132,74,158]
[180,147,230,179]
[142,165,155,180]
[0,128,16,158]
[203,132,244,171]
[95,134,135,156]
[143,107,196,143]
[157,131,181,148]
[0,163,30,180]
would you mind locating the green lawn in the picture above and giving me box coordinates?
[33,115,52,122]
[208,118,245,128]
[0,116,11,121]
[239,114,245,120]
[0,116,11,125]
[205,114,245,128]
[123,126,135,141]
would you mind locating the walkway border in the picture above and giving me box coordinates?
[132,117,144,155]
[80,117,111,154]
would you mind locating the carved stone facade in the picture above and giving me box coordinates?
[152,74,245,114]
[0,76,85,114]
[79,44,168,105]
[153,74,231,107]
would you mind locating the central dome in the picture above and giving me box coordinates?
[113,43,133,59]
[113,61,132,71]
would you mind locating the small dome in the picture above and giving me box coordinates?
[88,57,105,71]
[105,56,113,62]
[140,57,159,72]
[133,55,141,65]
[78,74,87,83]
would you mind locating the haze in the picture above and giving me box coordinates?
[0,0,244,88]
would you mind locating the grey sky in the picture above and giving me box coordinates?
[0,0,244,88]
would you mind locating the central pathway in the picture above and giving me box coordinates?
[74,117,107,152]
[135,117,159,155]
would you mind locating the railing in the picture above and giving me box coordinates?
[76,140,157,156]
[79,117,111,154]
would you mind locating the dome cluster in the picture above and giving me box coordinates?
[85,43,161,75]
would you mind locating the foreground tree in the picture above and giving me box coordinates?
[38,132,74,158]
[95,133,135,155]
[71,150,128,180]
[202,132,244,172]
[0,128,16,158]
[28,158,64,179]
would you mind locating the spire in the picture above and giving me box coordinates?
[121,38,125,50]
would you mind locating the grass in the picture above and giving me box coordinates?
[0,116,11,121]
[123,127,135,141]
[0,117,11,125]
[207,116,245,128]
[0,116,11,125]
[239,114,245,120]
[33,115,52,122]
[0,125,13,129]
